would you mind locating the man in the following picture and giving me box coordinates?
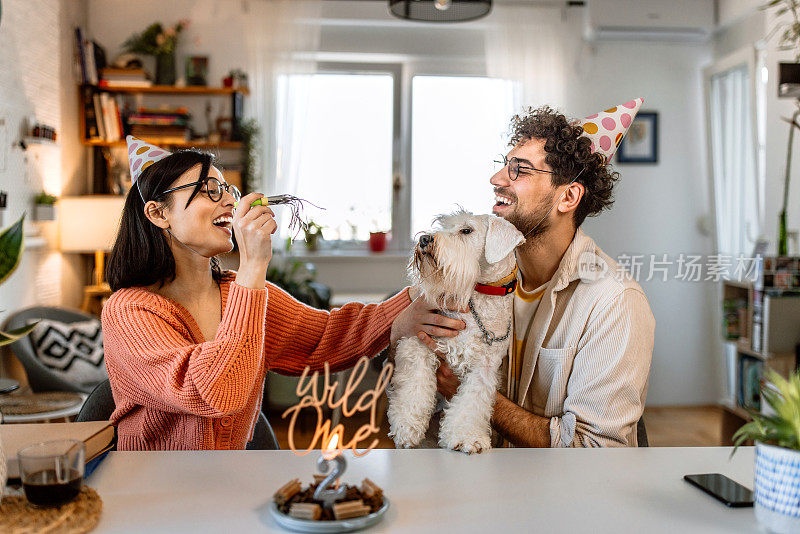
[420,101,655,447]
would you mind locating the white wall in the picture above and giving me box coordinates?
[0,0,87,319]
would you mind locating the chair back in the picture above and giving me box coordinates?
[76,379,115,423]
[5,306,100,393]
[637,417,649,447]
[247,411,280,450]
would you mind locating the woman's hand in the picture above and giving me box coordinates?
[389,291,467,346]
[233,192,277,289]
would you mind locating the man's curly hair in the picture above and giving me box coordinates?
[508,105,619,227]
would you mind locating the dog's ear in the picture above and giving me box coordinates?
[484,216,525,264]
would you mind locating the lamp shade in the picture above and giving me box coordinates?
[59,196,125,252]
[389,0,492,22]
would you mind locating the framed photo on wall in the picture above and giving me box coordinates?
[617,111,658,164]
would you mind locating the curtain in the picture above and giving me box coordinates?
[709,65,759,256]
[244,0,321,232]
[483,5,566,110]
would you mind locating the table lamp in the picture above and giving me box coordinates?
[59,196,125,287]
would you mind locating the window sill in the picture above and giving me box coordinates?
[284,249,409,262]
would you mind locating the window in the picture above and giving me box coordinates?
[275,67,516,248]
[280,73,394,241]
[411,76,516,237]
[706,48,764,257]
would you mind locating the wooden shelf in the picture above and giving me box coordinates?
[722,402,752,421]
[88,84,249,96]
[81,139,242,149]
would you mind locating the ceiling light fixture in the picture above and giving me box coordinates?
[388,0,492,23]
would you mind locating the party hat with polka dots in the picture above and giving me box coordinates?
[577,98,644,162]
[126,135,172,183]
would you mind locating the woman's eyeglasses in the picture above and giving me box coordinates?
[161,177,242,203]
[493,154,556,181]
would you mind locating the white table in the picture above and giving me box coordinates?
[88,447,759,533]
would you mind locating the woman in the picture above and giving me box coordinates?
[102,137,464,451]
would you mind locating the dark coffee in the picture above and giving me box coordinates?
[22,468,82,507]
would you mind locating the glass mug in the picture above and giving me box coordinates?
[18,439,85,507]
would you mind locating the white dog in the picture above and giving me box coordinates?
[387,211,524,454]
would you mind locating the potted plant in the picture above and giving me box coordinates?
[0,215,39,499]
[303,220,324,252]
[122,19,189,86]
[733,370,800,534]
[369,229,389,253]
[33,191,57,221]
[223,69,248,89]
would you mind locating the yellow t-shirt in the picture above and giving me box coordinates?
[509,277,547,402]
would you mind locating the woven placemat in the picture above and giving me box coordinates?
[0,392,83,415]
[0,486,102,534]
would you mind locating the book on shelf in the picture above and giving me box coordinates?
[1,421,115,480]
[74,28,106,85]
[81,85,100,140]
[99,67,153,88]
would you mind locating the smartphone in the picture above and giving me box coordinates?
[683,473,754,507]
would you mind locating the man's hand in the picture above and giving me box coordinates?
[418,332,461,401]
[390,292,467,346]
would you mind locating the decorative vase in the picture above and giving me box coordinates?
[369,232,388,253]
[155,52,176,86]
[754,442,800,534]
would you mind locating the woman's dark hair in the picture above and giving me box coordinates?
[107,149,225,291]
[508,105,620,227]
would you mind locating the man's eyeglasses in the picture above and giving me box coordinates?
[161,177,241,203]
[494,154,556,181]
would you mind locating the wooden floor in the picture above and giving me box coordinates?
[268,405,724,450]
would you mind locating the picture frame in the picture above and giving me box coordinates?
[185,56,208,86]
[617,111,658,164]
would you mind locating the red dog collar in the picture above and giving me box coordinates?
[474,268,518,296]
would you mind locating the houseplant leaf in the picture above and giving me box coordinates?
[0,214,25,285]
[0,323,37,347]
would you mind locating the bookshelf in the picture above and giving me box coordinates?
[77,83,250,195]
[78,84,248,149]
[719,257,800,444]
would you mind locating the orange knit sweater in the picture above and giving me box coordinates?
[101,272,411,451]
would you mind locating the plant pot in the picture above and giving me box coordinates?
[34,204,56,221]
[754,442,800,534]
[304,235,320,252]
[369,232,388,253]
[155,52,176,86]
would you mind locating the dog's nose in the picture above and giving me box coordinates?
[419,234,433,249]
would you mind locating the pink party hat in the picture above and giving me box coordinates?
[126,135,172,183]
[576,98,644,162]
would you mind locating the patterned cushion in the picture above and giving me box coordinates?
[28,319,107,388]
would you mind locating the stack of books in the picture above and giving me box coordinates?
[128,107,190,143]
[99,68,152,88]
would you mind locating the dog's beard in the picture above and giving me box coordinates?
[409,236,478,311]
[503,190,556,245]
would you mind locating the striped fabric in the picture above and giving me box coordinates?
[505,228,655,447]
[101,272,411,451]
